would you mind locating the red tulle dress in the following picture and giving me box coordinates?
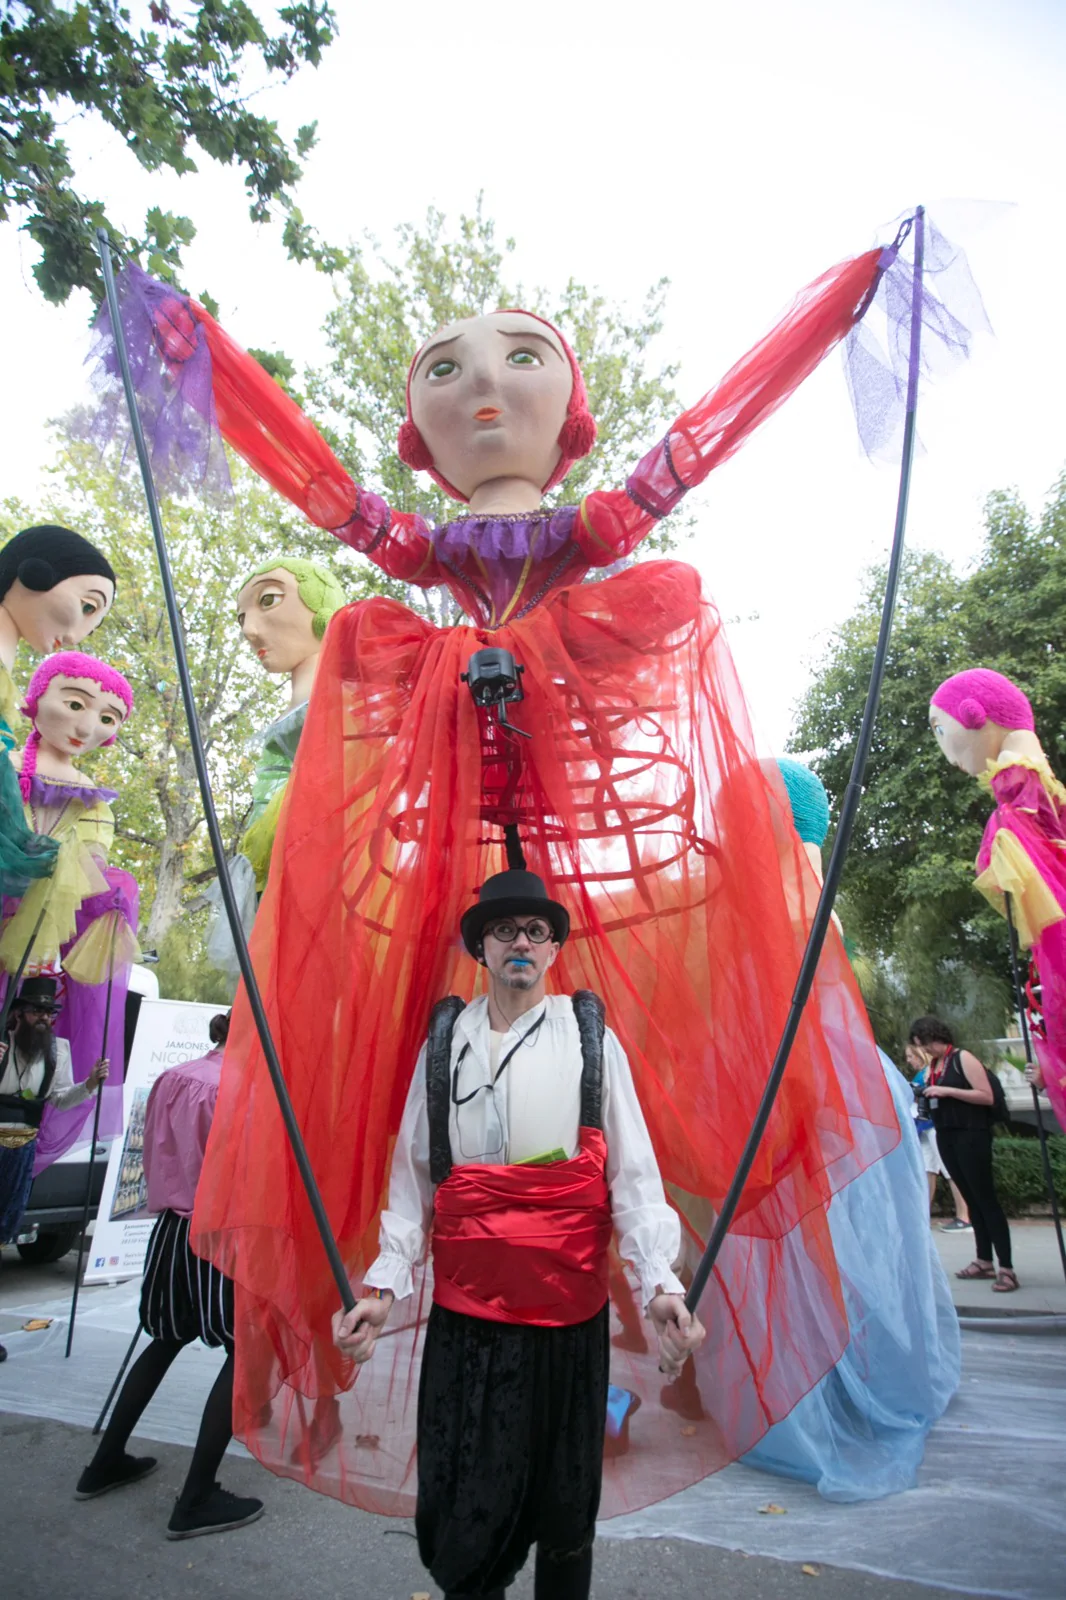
[114,246,901,1514]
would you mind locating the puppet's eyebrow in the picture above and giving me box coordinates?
[414,333,465,378]
[496,328,565,362]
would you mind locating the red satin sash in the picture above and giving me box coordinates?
[431,1127,613,1327]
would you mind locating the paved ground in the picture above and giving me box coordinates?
[1,1412,966,1600]
[3,1221,1064,1598]
[934,1216,1066,1317]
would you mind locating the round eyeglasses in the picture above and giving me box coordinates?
[483,917,554,945]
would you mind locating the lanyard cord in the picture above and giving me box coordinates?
[3,1041,40,1095]
[451,1006,549,1109]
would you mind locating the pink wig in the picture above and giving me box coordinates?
[20,651,134,800]
[396,309,597,502]
[931,668,1034,733]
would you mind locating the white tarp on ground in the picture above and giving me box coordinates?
[0,1283,1063,1600]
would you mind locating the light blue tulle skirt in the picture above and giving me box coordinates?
[742,1050,960,1501]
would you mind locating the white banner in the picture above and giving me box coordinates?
[84,997,220,1285]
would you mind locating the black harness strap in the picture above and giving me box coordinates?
[572,990,605,1132]
[425,992,606,1184]
[427,996,465,1186]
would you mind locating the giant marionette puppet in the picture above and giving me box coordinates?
[91,211,984,1511]
[205,557,345,974]
[930,669,1066,1132]
[742,759,959,1501]
[0,526,115,899]
[0,652,139,1172]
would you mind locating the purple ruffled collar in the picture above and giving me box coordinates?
[27,774,118,807]
[431,506,578,564]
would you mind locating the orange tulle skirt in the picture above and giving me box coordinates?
[193,559,898,1514]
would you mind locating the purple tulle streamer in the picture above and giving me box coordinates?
[85,262,231,499]
[844,213,991,460]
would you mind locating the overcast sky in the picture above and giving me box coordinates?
[3,0,1064,747]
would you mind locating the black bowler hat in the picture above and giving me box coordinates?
[11,975,60,1012]
[460,870,570,957]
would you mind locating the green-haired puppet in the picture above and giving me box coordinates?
[207,559,346,972]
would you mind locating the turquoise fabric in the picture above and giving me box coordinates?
[776,757,831,846]
[0,711,59,894]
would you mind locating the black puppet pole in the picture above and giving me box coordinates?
[686,208,928,1316]
[1003,894,1066,1285]
[94,231,355,1317]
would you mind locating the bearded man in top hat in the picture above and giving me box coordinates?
[333,869,705,1600]
[0,976,108,1359]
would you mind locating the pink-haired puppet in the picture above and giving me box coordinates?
[0,651,139,1170]
[930,668,1066,1130]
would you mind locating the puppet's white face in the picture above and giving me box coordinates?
[409,312,573,502]
[7,573,115,655]
[928,703,1003,777]
[34,674,128,758]
[236,567,320,676]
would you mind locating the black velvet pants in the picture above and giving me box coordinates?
[417,1302,609,1597]
[936,1128,1013,1269]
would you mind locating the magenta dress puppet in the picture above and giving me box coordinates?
[974,754,1066,1131]
[0,654,139,1172]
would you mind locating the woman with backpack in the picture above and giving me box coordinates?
[908,1016,1017,1293]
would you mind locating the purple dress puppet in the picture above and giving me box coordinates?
[0,652,139,1170]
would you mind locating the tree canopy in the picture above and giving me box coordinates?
[1,0,339,303]
[792,473,1066,1049]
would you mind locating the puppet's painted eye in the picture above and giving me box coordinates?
[506,349,539,367]
[428,359,457,379]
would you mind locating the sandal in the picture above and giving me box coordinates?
[955,1261,996,1280]
[992,1268,1020,1293]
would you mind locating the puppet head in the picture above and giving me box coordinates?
[930,668,1034,777]
[20,651,133,798]
[0,526,116,656]
[397,310,597,504]
[236,558,345,676]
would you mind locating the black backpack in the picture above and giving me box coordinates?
[949,1050,1009,1125]
[987,1064,1010,1126]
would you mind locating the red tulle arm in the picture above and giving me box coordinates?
[189,304,443,587]
[577,247,885,564]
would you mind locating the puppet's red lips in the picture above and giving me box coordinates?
[474,407,501,421]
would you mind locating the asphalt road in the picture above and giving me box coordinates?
[5,1412,967,1600]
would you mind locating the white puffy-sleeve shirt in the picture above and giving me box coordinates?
[364,994,684,1312]
[0,1036,89,1111]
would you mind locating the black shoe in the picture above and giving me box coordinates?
[75,1453,158,1500]
[166,1484,265,1540]
[0,1342,6,1363]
